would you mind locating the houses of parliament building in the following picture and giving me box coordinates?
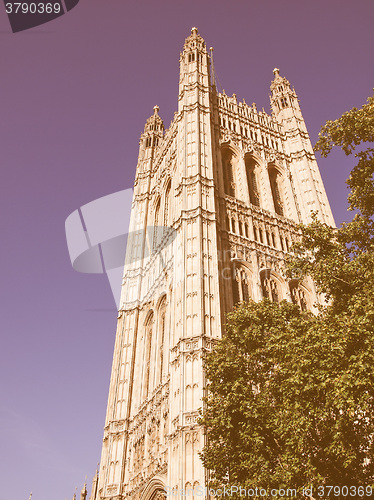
[82,27,335,500]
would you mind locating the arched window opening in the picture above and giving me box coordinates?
[269,166,284,216]
[245,156,260,207]
[153,198,161,248]
[289,281,308,311]
[266,230,271,246]
[143,312,154,399]
[280,97,288,108]
[222,148,236,198]
[254,226,258,241]
[158,297,167,384]
[272,233,276,248]
[233,265,251,304]
[149,488,167,500]
[226,215,231,232]
[261,273,281,303]
[164,181,171,227]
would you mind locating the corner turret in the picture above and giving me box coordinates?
[270,68,304,124]
[178,27,211,112]
[269,68,335,225]
[137,105,164,167]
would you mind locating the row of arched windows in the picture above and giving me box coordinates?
[220,119,279,150]
[226,211,294,252]
[145,136,160,148]
[232,263,310,311]
[222,148,285,217]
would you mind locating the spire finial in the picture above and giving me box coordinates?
[273,68,280,77]
[210,47,217,88]
[80,479,88,500]
[191,27,198,36]
[153,105,159,115]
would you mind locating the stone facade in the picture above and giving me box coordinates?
[93,28,335,500]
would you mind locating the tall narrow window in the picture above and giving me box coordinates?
[290,282,308,311]
[164,181,171,227]
[158,297,167,385]
[269,166,284,216]
[222,149,235,197]
[266,230,271,246]
[143,312,154,399]
[280,97,288,108]
[153,198,161,248]
[245,157,260,207]
[233,265,251,304]
[261,274,281,303]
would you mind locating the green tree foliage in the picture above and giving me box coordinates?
[200,92,374,493]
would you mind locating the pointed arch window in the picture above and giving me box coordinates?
[245,156,260,207]
[261,273,281,303]
[158,297,167,385]
[269,166,284,216]
[290,281,308,311]
[272,233,276,248]
[222,149,236,198]
[143,312,154,399]
[280,97,288,108]
[153,198,161,248]
[233,264,251,304]
[163,181,171,227]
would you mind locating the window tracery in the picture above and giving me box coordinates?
[222,149,236,197]
[164,181,171,227]
[290,282,308,311]
[153,198,161,248]
[158,297,167,384]
[261,275,280,303]
[143,312,154,399]
[245,156,261,207]
[233,264,251,304]
[268,166,284,216]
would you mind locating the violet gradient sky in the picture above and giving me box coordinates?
[1,1,374,499]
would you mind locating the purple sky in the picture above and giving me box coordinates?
[1,1,373,499]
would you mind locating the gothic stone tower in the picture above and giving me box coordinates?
[95,28,335,500]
